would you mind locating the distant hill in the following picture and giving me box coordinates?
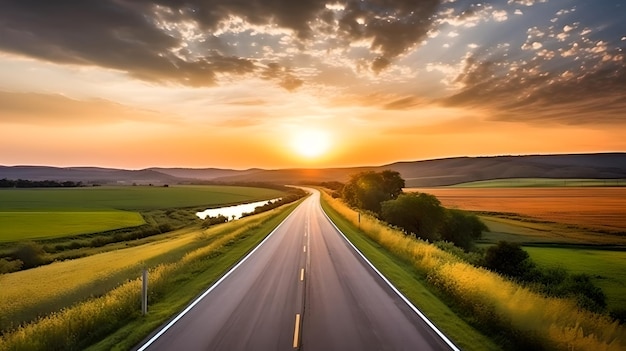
[148,167,262,181]
[2,153,625,187]
[385,153,626,187]
[0,166,178,185]
[209,153,626,187]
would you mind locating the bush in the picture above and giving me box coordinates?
[11,242,47,269]
[0,258,23,274]
[610,308,626,324]
[440,209,487,251]
[380,192,444,241]
[484,241,536,280]
[202,215,229,228]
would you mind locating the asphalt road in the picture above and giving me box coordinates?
[136,189,456,351]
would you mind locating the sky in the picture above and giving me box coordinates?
[0,0,625,169]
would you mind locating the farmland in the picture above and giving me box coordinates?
[407,187,626,233]
[0,185,285,242]
[407,186,626,314]
[450,178,626,188]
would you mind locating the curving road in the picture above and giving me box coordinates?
[136,189,457,351]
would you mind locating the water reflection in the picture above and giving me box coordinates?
[195,198,281,220]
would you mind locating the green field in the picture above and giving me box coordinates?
[450,178,626,188]
[0,211,145,241]
[0,185,283,210]
[525,247,626,312]
[478,216,626,312]
[0,185,284,242]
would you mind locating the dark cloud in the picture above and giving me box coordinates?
[443,53,626,125]
[339,0,441,69]
[261,63,303,91]
[0,0,443,88]
[0,1,258,87]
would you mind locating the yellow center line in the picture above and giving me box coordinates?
[303,245,306,253]
[300,268,304,281]
[293,313,301,348]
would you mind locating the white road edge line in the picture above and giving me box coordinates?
[136,207,301,351]
[320,203,461,351]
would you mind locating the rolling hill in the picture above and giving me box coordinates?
[2,153,625,187]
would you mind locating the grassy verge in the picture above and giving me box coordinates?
[320,193,499,351]
[320,190,625,351]
[0,200,301,351]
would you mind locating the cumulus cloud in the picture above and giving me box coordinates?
[0,0,443,88]
[442,49,626,125]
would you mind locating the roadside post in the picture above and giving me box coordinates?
[142,268,148,315]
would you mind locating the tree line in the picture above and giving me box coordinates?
[338,170,485,251]
[0,178,83,188]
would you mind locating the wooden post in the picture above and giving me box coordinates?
[142,269,148,315]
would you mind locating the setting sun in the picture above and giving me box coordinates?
[291,129,331,158]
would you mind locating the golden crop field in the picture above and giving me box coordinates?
[0,226,199,331]
[407,187,626,232]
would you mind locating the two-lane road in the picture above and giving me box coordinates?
[137,189,456,351]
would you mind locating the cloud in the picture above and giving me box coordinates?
[507,0,548,6]
[0,91,165,125]
[261,63,304,91]
[383,97,426,110]
[442,52,626,125]
[0,0,443,88]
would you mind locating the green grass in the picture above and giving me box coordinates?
[0,211,145,241]
[525,247,626,312]
[477,212,626,315]
[0,185,284,211]
[320,194,500,351]
[450,178,626,188]
[0,185,284,241]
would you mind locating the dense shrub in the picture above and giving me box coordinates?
[0,258,23,274]
[380,192,444,241]
[202,215,229,228]
[439,209,487,251]
[11,242,47,269]
[484,241,536,280]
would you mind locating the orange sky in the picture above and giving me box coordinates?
[1,1,625,169]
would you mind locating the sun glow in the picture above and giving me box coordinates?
[291,129,331,158]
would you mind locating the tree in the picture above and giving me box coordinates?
[484,241,535,279]
[440,209,487,251]
[380,192,444,241]
[342,170,404,214]
[380,170,405,200]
